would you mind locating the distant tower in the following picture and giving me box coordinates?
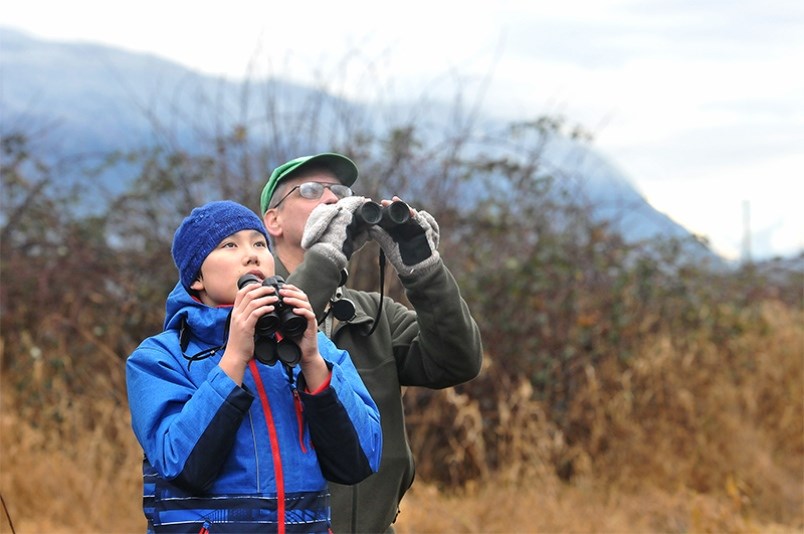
[742,200,752,264]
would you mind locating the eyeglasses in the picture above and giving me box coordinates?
[270,181,353,209]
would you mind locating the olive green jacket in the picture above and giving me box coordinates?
[280,248,483,533]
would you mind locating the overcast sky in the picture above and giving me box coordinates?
[3,0,802,260]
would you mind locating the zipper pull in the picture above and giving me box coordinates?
[293,388,307,453]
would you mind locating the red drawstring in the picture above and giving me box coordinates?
[249,360,286,534]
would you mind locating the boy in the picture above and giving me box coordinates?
[126,200,382,533]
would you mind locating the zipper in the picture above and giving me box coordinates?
[248,360,286,534]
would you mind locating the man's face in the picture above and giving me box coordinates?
[190,229,274,307]
[263,169,345,251]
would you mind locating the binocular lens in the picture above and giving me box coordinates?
[354,200,411,229]
[356,202,383,225]
[279,313,307,338]
[384,201,410,225]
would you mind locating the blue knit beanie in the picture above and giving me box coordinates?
[172,200,269,290]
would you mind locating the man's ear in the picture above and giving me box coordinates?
[263,210,282,238]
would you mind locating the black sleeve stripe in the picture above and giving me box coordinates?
[301,388,374,485]
[173,386,253,493]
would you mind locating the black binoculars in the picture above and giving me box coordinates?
[237,273,304,366]
[353,200,411,229]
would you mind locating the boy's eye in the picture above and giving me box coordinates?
[255,241,268,248]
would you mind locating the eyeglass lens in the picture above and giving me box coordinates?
[298,182,353,199]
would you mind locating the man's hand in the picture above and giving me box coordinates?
[369,201,441,278]
[301,196,370,269]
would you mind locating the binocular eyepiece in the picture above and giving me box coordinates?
[353,200,411,229]
[237,273,305,366]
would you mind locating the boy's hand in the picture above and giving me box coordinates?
[277,283,330,390]
[220,282,277,385]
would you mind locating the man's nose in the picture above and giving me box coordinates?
[321,187,340,204]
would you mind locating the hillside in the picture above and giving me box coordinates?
[0,26,724,266]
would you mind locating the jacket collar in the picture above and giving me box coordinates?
[163,281,231,346]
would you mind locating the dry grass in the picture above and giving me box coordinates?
[1,302,801,533]
[395,480,803,534]
[0,388,144,533]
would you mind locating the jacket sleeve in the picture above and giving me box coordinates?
[288,247,483,389]
[298,333,382,485]
[392,259,483,388]
[283,248,342,322]
[126,340,253,493]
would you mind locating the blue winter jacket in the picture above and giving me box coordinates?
[126,283,382,533]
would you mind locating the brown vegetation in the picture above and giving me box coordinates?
[1,303,801,533]
[2,92,802,533]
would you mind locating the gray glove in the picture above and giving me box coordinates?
[301,196,370,270]
[369,209,440,278]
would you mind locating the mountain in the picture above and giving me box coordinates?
[0,27,329,157]
[0,27,725,267]
[1,27,198,154]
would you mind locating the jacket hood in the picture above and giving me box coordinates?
[164,281,231,346]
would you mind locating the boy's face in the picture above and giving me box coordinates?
[190,229,274,307]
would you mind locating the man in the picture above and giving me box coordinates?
[261,153,483,533]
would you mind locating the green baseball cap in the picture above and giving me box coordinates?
[260,153,359,214]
